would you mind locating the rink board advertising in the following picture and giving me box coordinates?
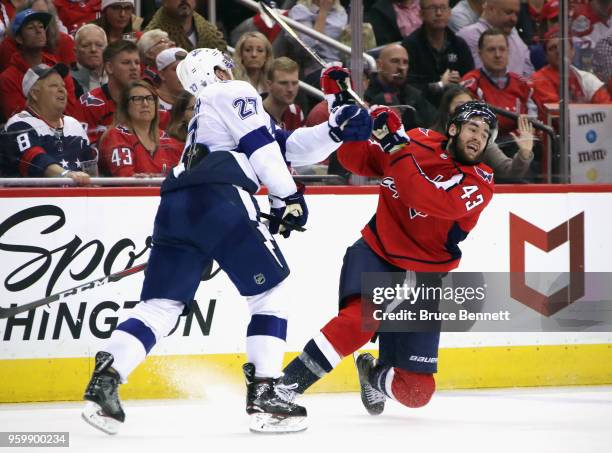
[1,186,611,401]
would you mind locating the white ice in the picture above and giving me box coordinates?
[1,386,611,453]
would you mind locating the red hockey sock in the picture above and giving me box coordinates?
[388,368,436,408]
[320,296,378,357]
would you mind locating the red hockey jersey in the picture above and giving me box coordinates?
[81,84,170,146]
[337,128,494,272]
[98,124,183,176]
[461,69,533,136]
[54,0,101,35]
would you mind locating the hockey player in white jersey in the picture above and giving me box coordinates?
[82,48,372,435]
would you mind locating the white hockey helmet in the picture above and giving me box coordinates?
[176,48,234,96]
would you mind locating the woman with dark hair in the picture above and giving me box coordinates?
[99,80,182,176]
[92,0,142,45]
[166,90,195,143]
[432,84,535,180]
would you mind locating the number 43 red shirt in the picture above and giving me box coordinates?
[98,125,184,176]
[337,128,495,272]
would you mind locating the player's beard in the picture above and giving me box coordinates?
[449,134,483,166]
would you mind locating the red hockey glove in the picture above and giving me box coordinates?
[370,106,409,153]
[321,65,356,110]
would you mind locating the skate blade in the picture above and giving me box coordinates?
[249,413,307,434]
[81,401,122,435]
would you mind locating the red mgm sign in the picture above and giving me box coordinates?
[509,212,585,316]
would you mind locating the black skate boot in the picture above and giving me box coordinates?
[243,362,307,433]
[355,353,386,416]
[81,351,125,435]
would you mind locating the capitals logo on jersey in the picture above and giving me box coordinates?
[80,93,105,107]
[475,166,493,183]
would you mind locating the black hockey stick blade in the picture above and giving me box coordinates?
[488,105,556,137]
[259,212,306,232]
[0,262,147,319]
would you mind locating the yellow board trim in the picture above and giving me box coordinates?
[2,344,612,403]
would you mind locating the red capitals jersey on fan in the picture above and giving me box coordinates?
[280,104,305,131]
[99,125,183,176]
[337,128,494,272]
[54,0,101,35]
[461,69,532,135]
[81,84,170,146]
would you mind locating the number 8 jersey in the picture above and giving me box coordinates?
[337,127,495,272]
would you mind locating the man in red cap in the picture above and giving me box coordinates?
[530,26,612,116]
[0,8,82,121]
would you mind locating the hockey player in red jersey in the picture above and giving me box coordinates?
[280,100,497,416]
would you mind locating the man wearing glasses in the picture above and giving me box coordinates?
[402,0,475,106]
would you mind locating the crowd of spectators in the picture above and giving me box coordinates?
[0,0,610,184]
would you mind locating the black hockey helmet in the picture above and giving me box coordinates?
[447,101,498,146]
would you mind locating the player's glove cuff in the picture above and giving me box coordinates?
[268,183,308,238]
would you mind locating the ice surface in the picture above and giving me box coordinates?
[1,386,611,453]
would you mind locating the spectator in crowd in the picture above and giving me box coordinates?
[367,0,422,46]
[262,57,304,131]
[570,0,612,72]
[530,27,611,113]
[457,0,535,77]
[71,23,107,97]
[166,89,194,143]
[93,0,142,44]
[288,0,348,74]
[402,0,474,106]
[144,0,227,52]
[365,42,437,130]
[0,0,26,42]
[98,80,183,176]
[431,84,534,180]
[592,35,612,97]
[155,46,187,111]
[461,29,537,138]
[0,8,81,121]
[528,0,559,71]
[53,0,101,36]
[233,31,274,94]
[80,39,141,146]
[449,0,484,33]
[0,0,75,72]
[137,28,174,85]
[3,63,92,183]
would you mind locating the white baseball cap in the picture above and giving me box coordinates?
[156,47,188,71]
[101,0,134,10]
[22,63,69,97]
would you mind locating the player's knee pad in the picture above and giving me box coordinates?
[246,279,289,320]
[321,297,376,357]
[389,368,436,408]
[128,298,185,341]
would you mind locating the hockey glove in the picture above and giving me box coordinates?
[370,105,409,153]
[321,65,356,110]
[268,183,308,238]
[328,105,373,143]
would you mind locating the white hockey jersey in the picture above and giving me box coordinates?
[164,80,339,198]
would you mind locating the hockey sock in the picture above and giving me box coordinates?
[246,314,287,378]
[320,296,377,356]
[103,298,183,382]
[371,366,435,408]
[282,332,341,393]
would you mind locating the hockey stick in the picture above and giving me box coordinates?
[487,105,556,137]
[0,263,148,319]
[259,1,368,110]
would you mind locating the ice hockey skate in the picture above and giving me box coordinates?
[243,362,307,433]
[82,351,125,435]
[355,352,386,415]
